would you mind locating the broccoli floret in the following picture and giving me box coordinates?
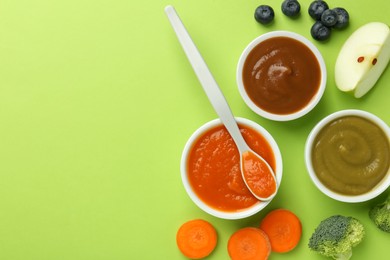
[308,215,365,260]
[369,195,390,233]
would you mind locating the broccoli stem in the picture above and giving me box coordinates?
[334,251,352,260]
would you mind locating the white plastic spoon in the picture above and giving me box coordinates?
[165,5,278,201]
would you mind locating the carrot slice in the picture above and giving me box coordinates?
[176,219,217,259]
[228,227,271,260]
[259,209,302,253]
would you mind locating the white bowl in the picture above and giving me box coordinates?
[237,31,327,121]
[305,109,390,203]
[181,117,283,219]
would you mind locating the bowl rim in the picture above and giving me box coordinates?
[180,117,283,219]
[304,109,390,203]
[236,30,327,121]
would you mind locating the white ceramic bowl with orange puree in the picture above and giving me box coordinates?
[237,31,327,121]
[180,117,283,219]
[305,109,390,203]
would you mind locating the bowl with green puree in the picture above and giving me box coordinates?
[305,109,390,203]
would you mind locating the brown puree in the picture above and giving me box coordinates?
[242,36,321,115]
[312,116,390,195]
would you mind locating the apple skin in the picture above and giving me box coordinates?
[335,22,390,98]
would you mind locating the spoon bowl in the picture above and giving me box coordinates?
[241,150,278,201]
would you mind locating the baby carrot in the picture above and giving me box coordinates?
[176,219,217,259]
[259,209,302,253]
[228,227,271,260]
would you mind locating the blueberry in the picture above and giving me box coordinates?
[254,5,275,25]
[281,0,301,17]
[311,21,331,41]
[333,7,349,29]
[321,9,338,27]
[308,0,329,20]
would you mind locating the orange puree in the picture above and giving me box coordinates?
[242,151,276,199]
[187,124,276,212]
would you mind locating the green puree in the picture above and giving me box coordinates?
[312,116,390,195]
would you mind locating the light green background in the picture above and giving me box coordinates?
[0,0,389,259]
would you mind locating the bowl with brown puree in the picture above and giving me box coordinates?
[305,110,390,203]
[237,31,327,121]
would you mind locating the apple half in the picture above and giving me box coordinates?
[335,22,390,98]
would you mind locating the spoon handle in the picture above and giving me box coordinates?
[165,5,248,152]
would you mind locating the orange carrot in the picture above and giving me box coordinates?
[176,219,217,259]
[227,227,271,260]
[259,209,302,253]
